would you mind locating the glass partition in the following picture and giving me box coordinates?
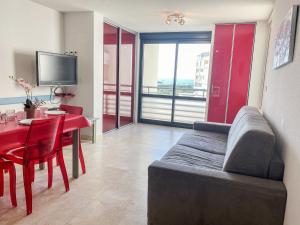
[103,23,119,133]
[119,30,136,127]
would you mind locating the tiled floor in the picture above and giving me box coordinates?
[0,124,186,225]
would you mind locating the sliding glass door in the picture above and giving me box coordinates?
[103,22,136,133]
[139,32,212,128]
[103,23,119,133]
[119,30,135,127]
[141,43,176,122]
[174,43,210,124]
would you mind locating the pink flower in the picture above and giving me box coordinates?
[24,83,33,91]
[13,77,34,94]
[16,78,25,84]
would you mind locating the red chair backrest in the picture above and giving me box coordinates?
[23,116,65,163]
[59,104,83,115]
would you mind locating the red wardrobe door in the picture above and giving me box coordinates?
[207,24,234,123]
[226,24,255,123]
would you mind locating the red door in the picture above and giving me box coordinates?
[226,24,255,123]
[208,23,255,124]
[207,24,234,123]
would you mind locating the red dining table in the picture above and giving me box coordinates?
[0,113,91,179]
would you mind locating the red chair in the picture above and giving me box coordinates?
[1,116,69,215]
[0,159,17,207]
[59,104,86,174]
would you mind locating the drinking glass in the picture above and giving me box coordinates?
[39,107,48,118]
[6,109,16,122]
[0,113,7,124]
[0,112,3,124]
[16,111,26,121]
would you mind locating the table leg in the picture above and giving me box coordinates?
[72,129,79,179]
[92,122,96,144]
[39,163,45,170]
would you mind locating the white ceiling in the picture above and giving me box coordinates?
[31,0,274,32]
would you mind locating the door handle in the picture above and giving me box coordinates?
[211,85,220,97]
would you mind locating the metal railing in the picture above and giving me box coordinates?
[103,84,208,124]
[141,97,206,123]
[103,83,133,116]
[142,85,207,98]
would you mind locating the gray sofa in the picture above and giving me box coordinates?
[148,106,287,225]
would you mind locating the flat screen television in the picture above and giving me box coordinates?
[36,51,77,86]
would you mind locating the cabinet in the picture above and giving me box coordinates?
[208,23,255,123]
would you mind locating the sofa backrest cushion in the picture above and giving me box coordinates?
[223,106,275,178]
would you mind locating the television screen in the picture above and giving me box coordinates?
[36,51,77,86]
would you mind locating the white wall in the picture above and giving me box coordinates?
[93,12,104,134]
[64,12,103,136]
[0,0,64,105]
[248,21,270,108]
[262,0,300,224]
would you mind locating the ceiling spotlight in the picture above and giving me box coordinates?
[165,13,185,25]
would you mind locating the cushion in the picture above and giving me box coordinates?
[223,106,275,178]
[162,144,224,171]
[177,130,228,155]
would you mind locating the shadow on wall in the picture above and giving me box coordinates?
[14,51,36,85]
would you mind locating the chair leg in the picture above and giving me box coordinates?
[57,150,69,192]
[56,155,59,166]
[23,165,32,215]
[30,163,35,183]
[79,143,86,174]
[8,164,17,207]
[47,159,53,189]
[0,168,3,197]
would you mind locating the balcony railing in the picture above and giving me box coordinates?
[103,84,208,124]
[141,97,206,123]
[142,85,207,98]
[103,83,133,116]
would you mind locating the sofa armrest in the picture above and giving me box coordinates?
[193,121,231,134]
[269,150,285,181]
[148,161,287,225]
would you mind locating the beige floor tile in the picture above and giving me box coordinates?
[0,124,186,225]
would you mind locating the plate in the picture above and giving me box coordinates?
[44,110,66,115]
[19,119,34,125]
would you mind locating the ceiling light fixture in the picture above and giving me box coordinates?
[165,13,185,25]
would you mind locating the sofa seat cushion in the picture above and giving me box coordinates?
[177,130,228,155]
[161,144,224,170]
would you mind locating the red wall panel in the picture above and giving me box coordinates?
[104,23,118,45]
[207,24,234,123]
[226,24,255,123]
